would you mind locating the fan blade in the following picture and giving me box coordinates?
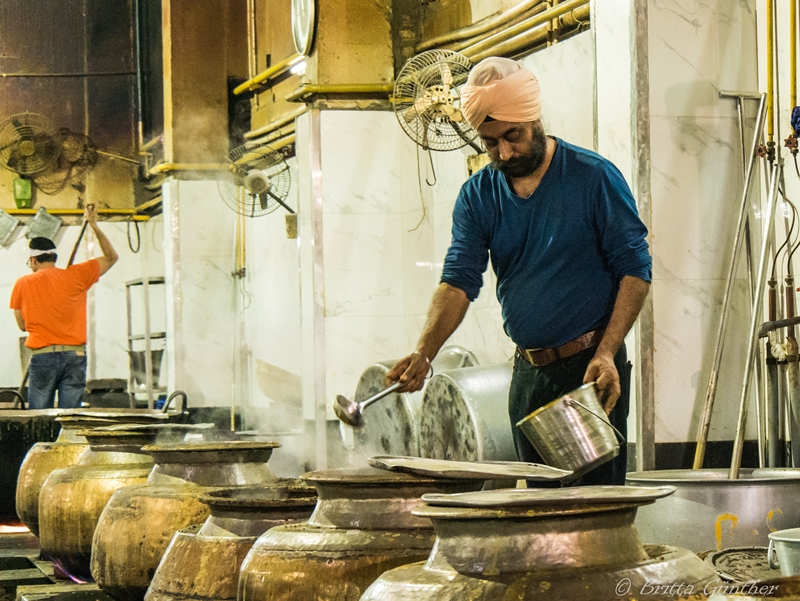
[404,96,433,124]
[258,192,268,211]
[440,62,453,91]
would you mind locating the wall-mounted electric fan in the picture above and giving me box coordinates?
[0,112,62,176]
[218,145,293,218]
[393,49,480,152]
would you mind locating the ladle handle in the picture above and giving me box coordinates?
[359,380,405,410]
[567,398,627,444]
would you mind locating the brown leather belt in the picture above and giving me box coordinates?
[517,329,605,367]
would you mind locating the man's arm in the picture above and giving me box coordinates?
[85,205,118,276]
[584,275,650,413]
[385,282,471,392]
[14,309,25,332]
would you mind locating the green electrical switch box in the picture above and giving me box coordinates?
[13,178,32,209]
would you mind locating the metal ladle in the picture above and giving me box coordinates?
[333,380,405,428]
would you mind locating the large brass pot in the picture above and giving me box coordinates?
[145,483,317,601]
[362,487,717,601]
[237,467,482,601]
[38,425,213,581]
[16,412,168,536]
[91,441,278,601]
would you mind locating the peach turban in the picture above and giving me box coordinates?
[461,57,542,131]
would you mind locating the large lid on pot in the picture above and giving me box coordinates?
[142,440,280,464]
[78,423,216,452]
[369,455,572,481]
[302,466,472,485]
[199,482,317,511]
[416,485,676,518]
[57,411,168,429]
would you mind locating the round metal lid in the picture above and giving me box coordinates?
[302,466,458,485]
[369,455,572,481]
[627,468,800,484]
[78,423,216,449]
[199,482,317,510]
[142,441,280,464]
[420,485,676,509]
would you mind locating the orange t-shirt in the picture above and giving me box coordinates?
[10,260,101,349]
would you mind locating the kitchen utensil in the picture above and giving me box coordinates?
[333,381,405,427]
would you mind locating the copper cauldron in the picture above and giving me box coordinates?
[145,483,316,601]
[16,411,168,536]
[237,467,482,601]
[91,440,278,601]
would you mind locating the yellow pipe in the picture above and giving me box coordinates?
[141,136,163,152]
[148,163,221,176]
[245,124,296,148]
[5,209,149,221]
[462,0,588,58]
[767,0,774,141]
[792,0,797,110]
[468,5,590,62]
[286,83,394,102]
[233,53,303,96]
[244,107,307,140]
[134,196,163,213]
[417,0,547,52]
[269,133,296,152]
[446,4,549,52]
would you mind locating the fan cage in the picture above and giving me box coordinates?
[218,145,292,217]
[393,49,477,152]
[0,112,62,176]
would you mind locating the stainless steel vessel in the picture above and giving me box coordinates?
[352,346,478,458]
[419,362,515,461]
[145,484,317,601]
[91,441,278,601]
[237,467,482,601]
[627,469,800,552]
[362,487,716,601]
[516,382,622,477]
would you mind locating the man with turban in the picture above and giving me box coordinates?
[10,205,118,409]
[386,57,651,485]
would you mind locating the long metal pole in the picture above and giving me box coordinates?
[730,165,782,479]
[693,94,767,468]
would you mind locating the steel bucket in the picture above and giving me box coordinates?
[515,383,623,479]
[770,529,800,577]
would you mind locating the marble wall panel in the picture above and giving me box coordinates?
[648,0,758,119]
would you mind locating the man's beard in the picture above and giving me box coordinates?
[491,124,548,178]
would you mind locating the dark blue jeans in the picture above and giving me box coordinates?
[27,351,87,409]
[508,344,632,486]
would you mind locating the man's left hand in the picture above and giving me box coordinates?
[583,351,620,414]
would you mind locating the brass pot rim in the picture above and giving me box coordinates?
[199,483,317,510]
[412,501,643,520]
[143,441,280,452]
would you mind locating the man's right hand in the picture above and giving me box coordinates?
[84,204,97,225]
[385,352,431,393]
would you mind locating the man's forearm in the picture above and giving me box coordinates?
[91,223,118,263]
[595,275,651,358]
[416,282,471,360]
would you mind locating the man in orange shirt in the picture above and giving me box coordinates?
[10,206,119,409]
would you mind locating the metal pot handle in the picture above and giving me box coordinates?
[768,540,781,570]
[566,398,627,445]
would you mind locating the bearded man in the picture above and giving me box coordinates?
[386,57,652,485]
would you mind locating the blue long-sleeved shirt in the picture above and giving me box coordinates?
[441,138,651,349]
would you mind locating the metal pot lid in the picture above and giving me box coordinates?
[704,547,780,583]
[199,482,317,510]
[628,468,800,483]
[57,412,169,429]
[420,485,676,508]
[369,455,572,481]
[142,441,280,464]
[78,424,217,449]
[303,466,463,485]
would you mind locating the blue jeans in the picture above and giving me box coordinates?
[27,351,87,409]
[508,344,632,486]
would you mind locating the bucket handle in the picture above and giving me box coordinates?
[566,398,627,445]
[768,539,780,570]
